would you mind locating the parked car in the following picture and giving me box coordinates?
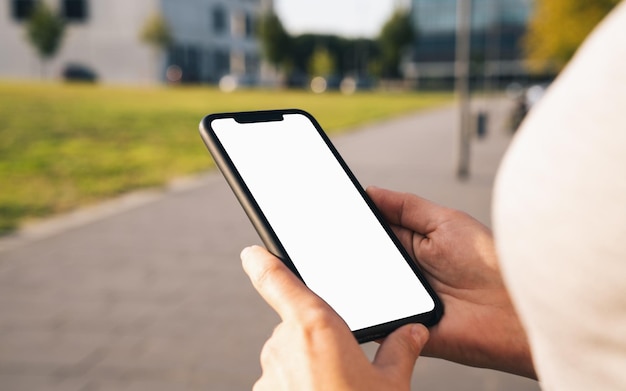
[62,63,98,83]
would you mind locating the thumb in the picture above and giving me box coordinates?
[373,324,429,380]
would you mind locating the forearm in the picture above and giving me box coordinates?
[474,307,536,379]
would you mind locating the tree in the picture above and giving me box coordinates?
[308,46,335,77]
[140,12,173,52]
[290,34,378,79]
[258,12,292,71]
[140,12,173,82]
[377,9,414,79]
[524,0,621,72]
[26,2,65,78]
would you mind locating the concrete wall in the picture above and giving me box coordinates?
[161,0,263,83]
[0,0,268,84]
[0,0,162,84]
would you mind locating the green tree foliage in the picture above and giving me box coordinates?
[525,0,621,71]
[308,46,335,77]
[26,2,65,76]
[140,12,173,51]
[258,12,292,70]
[257,12,382,84]
[290,35,378,79]
[258,13,379,80]
[377,9,414,79]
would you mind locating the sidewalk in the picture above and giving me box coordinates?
[0,98,539,390]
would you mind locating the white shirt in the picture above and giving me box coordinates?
[493,2,626,390]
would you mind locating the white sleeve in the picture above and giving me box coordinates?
[493,2,626,390]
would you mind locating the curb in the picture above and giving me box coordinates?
[0,173,217,254]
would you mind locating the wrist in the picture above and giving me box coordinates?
[474,304,537,379]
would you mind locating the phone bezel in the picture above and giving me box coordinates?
[199,109,443,343]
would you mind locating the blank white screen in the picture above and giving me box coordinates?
[212,113,434,331]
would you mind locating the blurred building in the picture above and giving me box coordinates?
[0,0,272,84]
[407,0,543,89]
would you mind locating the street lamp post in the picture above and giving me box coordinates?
[455,0,472,179]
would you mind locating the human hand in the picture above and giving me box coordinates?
[367,187,536,379]
[241,245,429,391]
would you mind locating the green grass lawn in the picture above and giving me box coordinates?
[0,81,451,235]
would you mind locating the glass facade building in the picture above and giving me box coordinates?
[409,0,535,88]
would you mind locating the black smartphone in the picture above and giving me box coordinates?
[199,109,442,343]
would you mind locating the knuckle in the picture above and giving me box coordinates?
[252,378,267,391]
[253,261,283,289]
[301,304,336,326]
[298,304,343,340]
[259,337,276,367]
[259,323,285,367]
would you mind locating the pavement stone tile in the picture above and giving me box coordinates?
[0,374,89,391]
[0,330,106,370]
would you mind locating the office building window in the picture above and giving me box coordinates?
[245,13,255,38]
[413,0,456,34]
[62,0,88,22]
[212,6,228,35]
[215,49,231,76]
[245,52,260,74]
[11,0,37,21]
[501,0,532,25]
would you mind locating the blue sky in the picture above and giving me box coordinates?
[274,0,409,38]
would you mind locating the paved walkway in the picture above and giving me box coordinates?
[0,98,540,390]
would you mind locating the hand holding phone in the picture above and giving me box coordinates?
[240,244,431,391]
[199,109,442,342]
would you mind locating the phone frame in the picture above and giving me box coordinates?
[199,109,443,343]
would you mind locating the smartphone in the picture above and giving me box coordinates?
[199,109,442,342]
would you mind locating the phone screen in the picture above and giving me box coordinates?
[209,112,436,333]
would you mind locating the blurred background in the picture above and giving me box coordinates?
[1,0,618,234]
[0,0,620,389]
[0,0,558,87]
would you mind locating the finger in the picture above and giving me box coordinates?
[373,324,429,380]
[367,187,445,235]
[252,377,271,391]
[389,223,425,262]
[241,245,322,320]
